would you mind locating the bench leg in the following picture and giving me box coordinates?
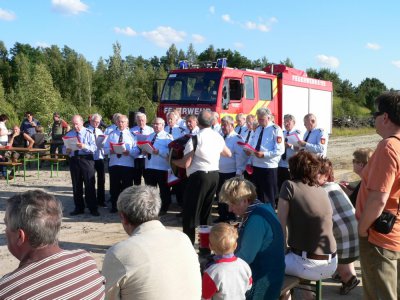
[315,280,322,300]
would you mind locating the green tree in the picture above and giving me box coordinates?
[198,45,216,63]
[186,43,198,64]
[357,78,387,111]
[23,63,62,127]
[280,57,294,68]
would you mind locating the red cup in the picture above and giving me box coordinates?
[198,225,211,249]
[246,164,254,175]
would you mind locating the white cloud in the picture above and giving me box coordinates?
[209,6,215,14]
[0,8,16,21]
[316,55,340,68]
[244,20,271,32]
[114,26,137,37]
[392,61,400,68]
[245,21,257,30]
[36,42,50,48]
[142,26,186,48]
[51,0,88,15]
[221,14,233,23]
[192,34,205,44]
[257,24,270,32]
[234,42,244,49]
[366,42,381,50]
[269,17,278,23]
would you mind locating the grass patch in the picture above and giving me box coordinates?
[331,127,376,137]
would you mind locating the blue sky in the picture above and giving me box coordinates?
[1,0,399,90]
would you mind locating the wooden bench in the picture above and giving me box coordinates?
[0,162,22,184]
[280,275,322,300]
[40,156,67,178]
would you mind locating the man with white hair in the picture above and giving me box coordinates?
[143,118,174,215]
[104,114,139,213]
[297,113,328,157]
[130,112,154,185]
[235,113,248,140]
[245,107,284,204]
[102,185,201,300]
[211,111,221,133]
[88,113,106,207]
[63,114,99,216]
[164,111,186,139]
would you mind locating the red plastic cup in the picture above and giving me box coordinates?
[198,225,211,249]
[245,164,254,175]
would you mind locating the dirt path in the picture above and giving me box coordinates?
[0,133,382,298]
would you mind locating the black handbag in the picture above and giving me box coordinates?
[373,206,398,234]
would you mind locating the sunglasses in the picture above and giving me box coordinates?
[373,111,385,119]
[352,159,363,164]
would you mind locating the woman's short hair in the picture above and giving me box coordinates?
[6,190,63,248]
[353,148,374,165]
[219,177,257,205]
[117,186,161,226]
[318,157,334,182]
[209,223,238,255]
[289,151,321,186]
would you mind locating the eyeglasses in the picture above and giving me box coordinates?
[373,111,384,119]
[352,159,362,164]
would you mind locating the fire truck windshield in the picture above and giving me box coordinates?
[160,71,222,104]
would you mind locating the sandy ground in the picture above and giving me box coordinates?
[0,133,382,298]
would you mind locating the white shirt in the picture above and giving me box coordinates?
[219,131,247,174]
[87,125,105,160]
[249,122,284,168]
[278,128,302,168]
[303,128,328,157]
[164,124,186,140]
[184,126,200,135]
[234,124,248,140]
[145,131,174,171]
[0,122,8,143]
[130,125,154,158]
[104,128,139,167]
[184,127,225,176]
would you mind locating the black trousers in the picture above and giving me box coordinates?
[69,156,97,212]
[109,165,134,208]
[94,159,105,205]
[182,171,219,244]
[216,172,237,220]
[250,166,278,204]
[172,178,186,206]
[133,157,145,185]
[144,168,171,212]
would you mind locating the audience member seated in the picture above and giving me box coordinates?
[0,190,105,299]
[340,147,374,207]
[5,125,34,163]
[219,177,285,299]
[202,223,252,300]
[102,185,201,300]
[278,151,337,299]
[32,125,46,149]
[318,158,360,295]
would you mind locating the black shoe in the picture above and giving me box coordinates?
[90,210,100,217]
[70,210,84,216]
[98,202,107,208]
[110,207,118,213]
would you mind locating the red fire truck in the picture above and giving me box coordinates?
[153,59,333,133]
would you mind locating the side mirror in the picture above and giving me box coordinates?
[222,86,229,110]
[152,81,159,102]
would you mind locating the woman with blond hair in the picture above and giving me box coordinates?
[219,177,285,299]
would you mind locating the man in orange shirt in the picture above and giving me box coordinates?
[356,91,400,299]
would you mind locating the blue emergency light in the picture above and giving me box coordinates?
[216,58,227,68]
[178,60,188,69]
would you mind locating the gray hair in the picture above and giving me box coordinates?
[91,113,102,121]
[221,115,234,125]
[304,113,316,122]
[136,112,147,121]
[117,186,161,226]
[256,107,272,118]
[6,190,63,248]
[153,117,165,125]
[112,113,122,123]
[236,113,246,121]
[284,114,296,122]
[198,109,213,127]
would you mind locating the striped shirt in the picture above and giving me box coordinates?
[0,249,105,300]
